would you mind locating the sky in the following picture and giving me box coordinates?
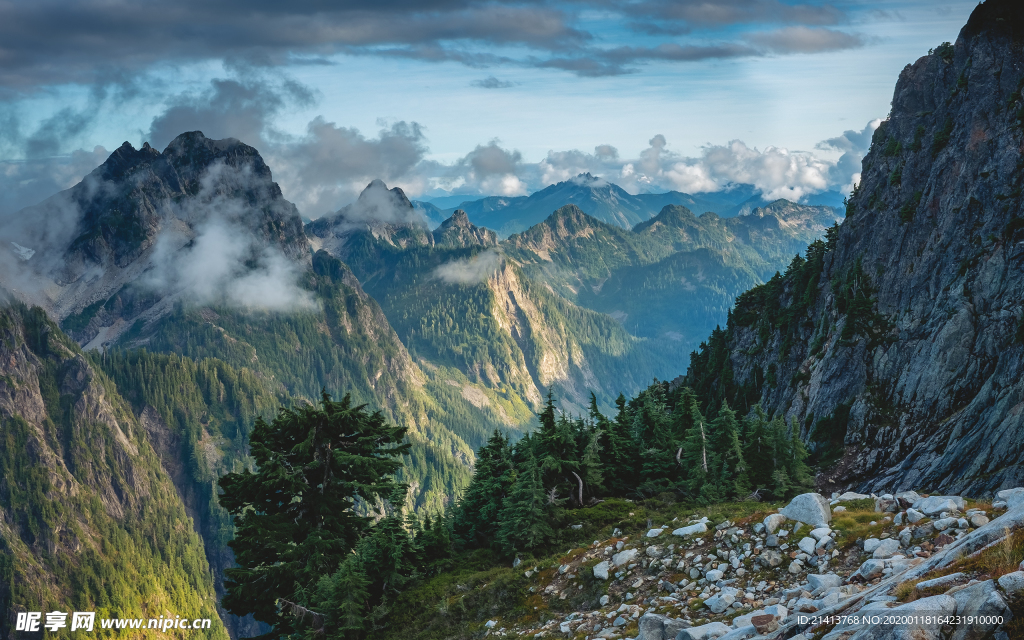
[0,0,978,218]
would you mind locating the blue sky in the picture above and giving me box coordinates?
[0,0,977,217]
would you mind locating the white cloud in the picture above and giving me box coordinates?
[433,249,503,284]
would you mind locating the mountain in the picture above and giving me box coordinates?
[504,202,842,353]
[0,300,227,638]
[307,194,678,416]
[679,0,1024,495]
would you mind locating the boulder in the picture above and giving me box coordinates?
[872,538,901,559]
[763,513,787,533]
[915,572,963,590]
[950,580,1011,640]
[760,549,784,567]
[863,538,881,553]
[676,621,732,640]
[673,523,708,537]
[706,569,724,582]
[613,548,638,567]
[997,571,1024,597]
[647,545,666,558]
[704,592,735,613]
[840,595,957,640]
[932,517,957,531]
[716,626,757,640]
[637,613,689,640]
[836,491,870,501]
[970,514,990,528]
[647,528,664,538]
[807,574,843,595]
[894,490,922,503]
[798,537,817,554]
[906,508,925,523]
[996,487,1024,509]
[751,615,778,634]
[788,560,803,574]
[779,493,832,527]
[809,527,832,541]
[594,560,611,580]
[913,496,961,516]
[855,559,885,581]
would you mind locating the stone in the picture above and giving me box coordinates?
[913,496,961,516]
[842,595,957,640]
[706,569,724,582]
[872,538,901,559]
[970,514,990,527]
[996,487,1024,509]
[613,616,627,627]
[913,523,935,539]
[951,580,1011,640]
[647,545,666,558]
[751,614,778,634]
[636,613,689,640]
[895,490,922,503]
[779,493,831,527]
[798,537,817,554]
[613,548,638,567]
[905,508,925,523]
[809,527,832,541]
[916,573,964,591]
[704,592,735,613]
[752,523,764,534]
[807,573,843,594]
[997,571,1024,596]
[760,549,784,567]
[594,561,611,580]
[855,559,885,581]
[715,626,756,640]
[676,621,732,640]
[600,594,611,606]
[833,506,846,513]
[934,533,955,547]
[763,513,787,534]
[837,491,870,501]
[560,621,572,633]
[672,523,708,537]
[765,534,779,547]
[933,517,957,531]
[788,560,803,574]
[863,538,881,553]
[647,528,664,538]
[484,620,497,628]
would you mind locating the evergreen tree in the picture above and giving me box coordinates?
[596,394,637,495]
[218,391,409,638]
[743,405,774,496]
[453,430,513,547]
[497,449,555,555]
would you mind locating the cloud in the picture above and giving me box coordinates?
[471,76,517,89]
[747,26,865,54]
[331,179,427,228]
[433,248,503,284]
[817,118,882,195]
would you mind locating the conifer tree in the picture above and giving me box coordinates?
[497,449,554,555]
[453,430,513,547]
[743,405,774,495]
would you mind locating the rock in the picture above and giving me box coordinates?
[716,626,756,640]
[704,592,735,613]
[841,595,957,639]
[905,508,925,523]
[788,560,803,574]
[600,594,611,606]
[833,506,846,513]
[613,549,638,567]
[779,493,831,527]
[837,491,870,501]
[613,616,627,627]
[752,523,765,534]
[560,621,571,633]
[765,534,779,547]
[970,514,990,528]
[809,527,832,541]
[760,549,784,567]
[647,545,666,558]
[672,523,708,537]
[798,537,817,554]
[807,574,843,595]
[933,517,957,531]
[863,538,881,553]
[913,523,935,539]
[855,559,885,581]
[763,513,787,533]
[913,496,962,516]
[594,561,611,580]
[895,490,922,503]
[676,621,732,640]
[997,571,1024,596]
[647,528,664,538]
[751,614,778,634]
[872,538,901,559]
[764,604,788,618]
[793,597,817,612]
[485,620,497,628]
[951,580,1011,640]
[915,572,964,591]
[706,569,724,582]
[636,613,689,640]
[934,533,955,547]
[993,500,1008,509]
[996,487,1024,509]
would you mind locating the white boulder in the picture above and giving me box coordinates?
[779,493,832,527]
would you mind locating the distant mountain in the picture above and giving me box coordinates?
[412,175,842,237]
[418,193,482,209]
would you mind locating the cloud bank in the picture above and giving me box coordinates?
[433,249,503,284]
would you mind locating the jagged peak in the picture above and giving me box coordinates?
[635,204,698,232]
[441,209,471,228]
[963,0,1024,40]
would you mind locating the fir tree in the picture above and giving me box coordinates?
[497,449,554,555]
[453,430,513,547]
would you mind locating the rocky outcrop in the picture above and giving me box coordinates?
[684,0,1024,496]
[432,210,498,249]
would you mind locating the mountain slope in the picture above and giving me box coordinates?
[0,301,225,639]
[681,0,1024,495]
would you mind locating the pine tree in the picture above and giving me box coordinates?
[786,417,814,494]
[743,405,774,496]
[453,430,513,547]
[497,449,554,555]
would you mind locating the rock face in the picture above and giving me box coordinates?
[679,0,1024,495]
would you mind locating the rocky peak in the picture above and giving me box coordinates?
[432,210,498,249]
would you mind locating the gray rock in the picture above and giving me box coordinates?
[798,537,817,554]
[996,487,1024,507]
[997,570,1024,596]
[915,572,963,590]
[672,523,708,537]
[706,569,724,582]
[933,517,958,531]
[600,594,611,606]
[594,560,611,580]
[807,573,843,595]
[613,548,638,567]
[762,513,787,533]
[905,508,925,523]
[637,613,690,640]
[715,626,756,640]
[760,549,784,567]
[837,492,870,501]
[895,490,922,503]
[704,592,735,614]
[872,538,901,559]
[675,621,732,640]
[779,493,831,527]
[809,527,832,541]
[855,559,885,580]
[950,580,1010,640]
[765,534,779,547]
[647,545,666,558]
[841,595,957,639]
[788,560,803,574]
[647,528,664,538]
[864,538,881,553]
[913,496,961,516]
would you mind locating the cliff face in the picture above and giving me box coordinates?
[691,0,1024,495]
